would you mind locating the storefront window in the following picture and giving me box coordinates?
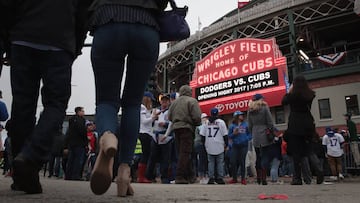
[274,106,285,124]
[318,99,331,119]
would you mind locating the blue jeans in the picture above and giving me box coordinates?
[91,22,159,164]
[280,154,294,176]
[230,144,248,180]
[66,146,86,180]
[9,44,72,166]
[270,158,280,181]
[208,153,225,179]
[194,142,207,177]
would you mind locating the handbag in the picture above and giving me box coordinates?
[157,0,190,42]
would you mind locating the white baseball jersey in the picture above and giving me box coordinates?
[322,133,345,157]
[200,118,228,155]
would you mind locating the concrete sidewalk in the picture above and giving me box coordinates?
[1,175,360,203]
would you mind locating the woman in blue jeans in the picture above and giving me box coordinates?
[228,111,252,185]
[88,0,168,197]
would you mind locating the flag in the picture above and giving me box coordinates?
[238,0,249,9]
[355,0,360,16]
[283,70,290,93]
[317,52,346,66]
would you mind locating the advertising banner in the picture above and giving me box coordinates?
[190,38,288,115]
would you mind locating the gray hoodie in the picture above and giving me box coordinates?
[168,85,202,133]
[247,101,274,148]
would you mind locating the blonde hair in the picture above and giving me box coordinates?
[248,99,268,111]
[142,96,152,110]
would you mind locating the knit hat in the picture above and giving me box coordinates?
[253,93,264,101]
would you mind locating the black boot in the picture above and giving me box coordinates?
[261,169,267,185]
[256,169,262,185]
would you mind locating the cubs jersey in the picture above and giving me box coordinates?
[200,118,228,155]
[322,133,345,157]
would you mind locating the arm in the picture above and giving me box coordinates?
[74,0,95,57]
[223,135,229,148]
[281,93,290,106]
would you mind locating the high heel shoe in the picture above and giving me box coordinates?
[116,163,134,197]
[90,131,118,195]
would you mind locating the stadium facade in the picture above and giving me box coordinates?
[155,0,360,133]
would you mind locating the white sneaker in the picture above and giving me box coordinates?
[339,173,344,180]
[329,176,338,181]
[201,177,209,184]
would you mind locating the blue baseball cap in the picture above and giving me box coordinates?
[144,91,155,101]
[233,110,244,117]
[326,127,334,137]
[210,108,219,116]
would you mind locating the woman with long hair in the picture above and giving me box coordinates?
[247,94,274,185]
[88,0,168,197]
[282,75,324,185]
[137,92,157,183]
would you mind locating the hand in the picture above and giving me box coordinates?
[233,128,239,134]
[288,84,293,93]
[160,135,167,142]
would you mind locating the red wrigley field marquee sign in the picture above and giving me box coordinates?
[189,38,288,115]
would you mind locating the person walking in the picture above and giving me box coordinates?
[88,0,168,197]
[228,110,251,185]
[168,85,202,184]
[282,75,324,185]
[1,0,90,194]
[247,93,274,185]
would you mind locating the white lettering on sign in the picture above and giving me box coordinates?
[200,81,232,94]
[223,100,251,111]
[197,44,237,73]
[239,42,272,53]
[242,57,273,73]
[247,72,271,83]
[197,67,238,85]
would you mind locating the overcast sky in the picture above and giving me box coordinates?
[0,0,240,118]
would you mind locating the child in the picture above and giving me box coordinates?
[322,127,345,181]
[200,108,228,184]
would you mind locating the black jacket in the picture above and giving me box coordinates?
[2,0,92,58]
[89,0,168,11]
[66,115,88,148]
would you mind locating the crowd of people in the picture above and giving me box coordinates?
[0,0,359,199]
